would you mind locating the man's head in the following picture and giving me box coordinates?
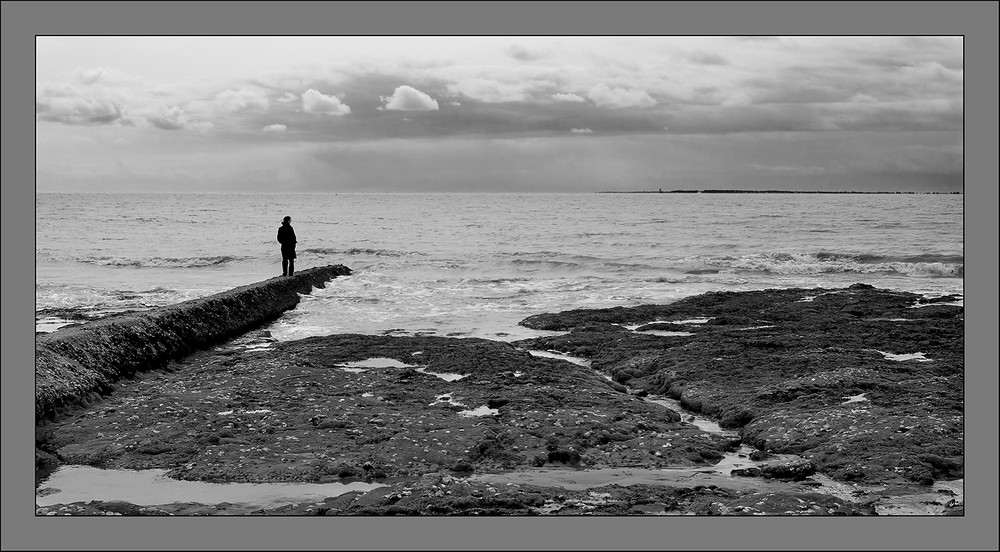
[283,216,291,224]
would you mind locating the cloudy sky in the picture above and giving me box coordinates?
[35,36,963,193]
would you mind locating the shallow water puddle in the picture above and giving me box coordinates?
[36,466,385,512]
[35,319,74,333]
[530,349,736,437]
[335,357,467,380]
[673,317,713,324]
[342,357,415,369]
[622,318,712,328]
[217,408,272,416]
[337,357,419,373]
[416,367,466,381]
[429,393,465,407]
[636,330,695,337]
[876,351,932,362]
[459,405,499,417]
[872,479,964,515]
[644,395,738,437]
[908,300,964,309]
[527,350,592,367]
[841,393,868,404]
[618,322,695,337]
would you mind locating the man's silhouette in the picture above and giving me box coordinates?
[277,216,297,276]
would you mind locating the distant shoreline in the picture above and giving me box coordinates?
[598,190,962,194]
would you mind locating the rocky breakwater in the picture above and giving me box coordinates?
[35,265,352,424]
[516,284,965,490]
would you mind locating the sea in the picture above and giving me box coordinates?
[35,192,964,342]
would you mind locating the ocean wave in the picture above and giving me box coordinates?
[812,252,964,264]
[509,258,583,269]
[462,277,533,285]
[504,251,656,272]
[706,252,963,278]
[81,255,249,268]
[302,247,425,257]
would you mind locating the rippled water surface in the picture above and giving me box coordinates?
[36,192,963,339]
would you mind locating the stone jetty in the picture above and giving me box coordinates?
[34,265,352,423]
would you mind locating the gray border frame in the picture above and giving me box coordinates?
[5,1,997,550]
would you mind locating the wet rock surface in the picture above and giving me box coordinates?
[516,283,964,486]
[35,284,963,515]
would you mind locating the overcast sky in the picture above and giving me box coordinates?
[35,36,963,193]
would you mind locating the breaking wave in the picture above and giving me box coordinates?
[80,255,249,268]
[706,252,963,278]
[302,247,426,257]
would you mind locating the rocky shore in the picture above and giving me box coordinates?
[35,281,964,516]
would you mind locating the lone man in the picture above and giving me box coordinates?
[277,215,297,276]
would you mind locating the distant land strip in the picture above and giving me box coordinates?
[598,190,962,194]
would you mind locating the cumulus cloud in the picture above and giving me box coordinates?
[586,83,657,109]
[214,87,270,113]
[570,128,593,134]
[146,105,188,130]
[263,124,287,133]
[380,85,439,111]
[552,93,586,103]
[302,89,351,116]
[36,94,129,125]
[73,66,143,86]
[145,104,212,132]
[277,92,299,103]
[447,78,529,103]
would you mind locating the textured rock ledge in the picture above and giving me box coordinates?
[34,265,351,423]
[516,283,964,486]
[35,283,964,516]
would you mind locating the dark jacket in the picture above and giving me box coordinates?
[278,223,297,259]
[277,222,296,246]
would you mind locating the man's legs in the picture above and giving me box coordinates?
[282,258,289,276]
[287,258,294,276]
